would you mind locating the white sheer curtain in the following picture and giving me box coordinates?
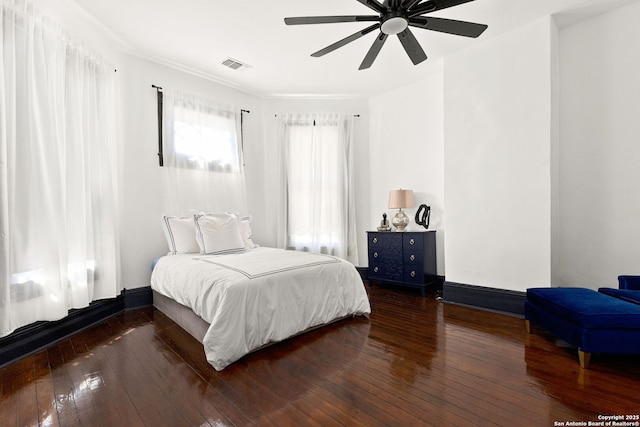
[161,90,247,215]
[276,113,358,264]
[0,0,120,337]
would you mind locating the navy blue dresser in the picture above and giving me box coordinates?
[367,230,437,296]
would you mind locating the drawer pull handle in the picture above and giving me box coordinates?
[410,255,415,261]
[409,238,415,245]
[374,267,379,273]
[373,237,378,244]
[374,252,379,258]
[410,271,416,278]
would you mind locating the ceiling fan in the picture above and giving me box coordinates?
[284,0,488,70]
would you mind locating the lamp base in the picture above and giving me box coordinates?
[392,209,410,232]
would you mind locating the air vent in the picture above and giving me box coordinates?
[221,57,252,71]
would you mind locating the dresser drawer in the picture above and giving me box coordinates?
[404,266,424,284]
[370,248,383,262]
[369,262,403,282]
[403,233,424,251]
[368,232,401,260]
[403,249,424,266]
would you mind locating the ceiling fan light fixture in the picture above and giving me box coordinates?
[284,0,487,69]
[381,16,408,35]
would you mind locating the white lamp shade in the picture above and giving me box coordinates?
[388,189,414,209]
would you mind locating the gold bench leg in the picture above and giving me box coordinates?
[525,320,592,368]
[524,320,541,334]
[578,350,591,369]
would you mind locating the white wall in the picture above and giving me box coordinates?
[117,54,264,290]
[442,17,555,292]
[550,21,561,290]
[557,2,640,288]
[367,63,446,275]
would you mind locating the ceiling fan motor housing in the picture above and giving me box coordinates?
[381,12,409,35]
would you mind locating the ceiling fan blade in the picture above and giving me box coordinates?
[408,0,436,16]
[397,28,428,65]
[432,0,477,12]
[285,16,379,25]
[410,16,487,37]
[359,32,388,70]
[356,0,387,14]
[312,24,381,57]
[402,0,423,10]
[409,0,477,17]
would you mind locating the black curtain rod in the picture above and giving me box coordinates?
[152,85,164,167]
[240,110,250,166]
[274,114,360,117]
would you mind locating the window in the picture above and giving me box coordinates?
[287,122,343,249]
[160,90,247,216]
[1,1,120,336]
[167,94,242,173]
[279,113,358,263]
[173,107,240,172]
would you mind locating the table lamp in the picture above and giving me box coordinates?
[388,189,414,232]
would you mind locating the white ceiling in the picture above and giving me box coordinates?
[72,0,637,98]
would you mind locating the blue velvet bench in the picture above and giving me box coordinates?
[525,278,640,368]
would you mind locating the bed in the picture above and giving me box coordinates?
[150,246,371,371]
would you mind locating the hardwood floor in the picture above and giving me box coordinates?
[2,285,640,426]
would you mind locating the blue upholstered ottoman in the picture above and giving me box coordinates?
[525,287,640,368]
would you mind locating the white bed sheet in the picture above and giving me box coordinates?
[150,247,371,370]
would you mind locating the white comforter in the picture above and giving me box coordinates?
[150,247,371,370]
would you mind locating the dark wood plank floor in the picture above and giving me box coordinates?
[2,284,640,426]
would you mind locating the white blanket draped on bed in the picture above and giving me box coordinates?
[150,247,371,370]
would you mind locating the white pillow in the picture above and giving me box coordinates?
[194,213,245,255]
[162,215,200,255]
[238,215,257,249]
